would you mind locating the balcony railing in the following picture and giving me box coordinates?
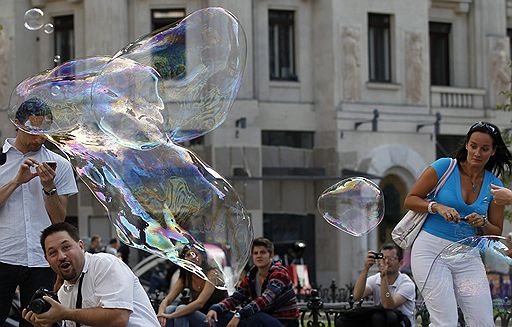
[431,86,486,109]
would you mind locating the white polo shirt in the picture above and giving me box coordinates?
[366,272,416,326]
[58,252,160,327]
[0,138,78,267]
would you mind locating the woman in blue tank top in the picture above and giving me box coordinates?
[404,122,512,327]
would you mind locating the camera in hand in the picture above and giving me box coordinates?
[27,288,59,314]
[370,251,384,259]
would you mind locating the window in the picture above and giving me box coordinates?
[368,13,391,82]
[262,131,314,149]
[436,134,465,158]
[53,15,74,65]
[151,9,186,31]
[269,10,297,81]
[150,9,187,80]
[430,22,451,86]
[264,213,316,283]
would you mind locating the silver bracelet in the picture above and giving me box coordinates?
[427,201,436,214]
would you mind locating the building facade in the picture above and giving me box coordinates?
[0,0,511,286]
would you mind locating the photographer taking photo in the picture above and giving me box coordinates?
[349,243,415,327]
[22,222,159,327]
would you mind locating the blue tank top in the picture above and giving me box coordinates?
[422,157,503,241]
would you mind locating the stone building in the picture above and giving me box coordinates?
[0,0,511,286]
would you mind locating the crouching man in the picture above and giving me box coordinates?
[22,222,160,327]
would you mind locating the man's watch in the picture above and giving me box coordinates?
[234,312,241,319]
[43,187,57,196]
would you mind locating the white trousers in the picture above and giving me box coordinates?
[411,230,494,327]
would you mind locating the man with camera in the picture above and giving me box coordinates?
[349,243,415,327]
[0,98,78,327]
[22,222,160,327]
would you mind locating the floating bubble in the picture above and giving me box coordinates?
[317,177,384,236]
[53,55,61,64]
[9,7,252,290]
[43,23,54,34]
[24,8,44,31]
[421,236,512,309]
[91,7,247,149]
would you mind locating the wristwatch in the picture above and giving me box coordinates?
[234,312,241,319]
[43,187,57,196]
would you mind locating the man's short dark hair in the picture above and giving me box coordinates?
[40,222,80,254]
[381,243,403,261]
[251,237,274,254]
[90,235,101,243]
[109,238,118,245]
[15,97,53,124]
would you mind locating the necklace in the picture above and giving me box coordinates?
[461,164,482,193]
[471,181,478,193]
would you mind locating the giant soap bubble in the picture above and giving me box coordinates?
[317,177,384,236]
[9,7,251,291]
[419,236,512,322]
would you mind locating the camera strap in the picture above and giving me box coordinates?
[75,272,85,327]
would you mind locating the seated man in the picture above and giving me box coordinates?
[206,237,299,327]
[351,243,415,327]
[22,222,160,327]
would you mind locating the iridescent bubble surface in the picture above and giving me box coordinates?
[43,23,54,34]
[92,7,247,149]
[9,56,111,134]
[24,8,44,31]
[421,236,512,304]
[9,8,251,290]
[317,177,384,236]
[50,133,252,290]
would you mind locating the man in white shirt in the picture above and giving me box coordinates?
[352,243,416,327]
[22,222,160,327]
[0,98,78,327]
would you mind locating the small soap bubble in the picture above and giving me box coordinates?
[24,8,44,31]
[53,55,61,64]
[43,23,54,34]
[317,177,384,236]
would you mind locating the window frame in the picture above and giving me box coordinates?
[368,13,392,83]
[53,15,75,65]
[268,9,298,81]
[429,21,452,86]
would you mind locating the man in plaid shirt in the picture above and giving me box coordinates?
[206,237,299,326]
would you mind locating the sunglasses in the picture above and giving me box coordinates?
[470,122,498,135]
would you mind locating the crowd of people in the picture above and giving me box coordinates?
[3,99,512,327]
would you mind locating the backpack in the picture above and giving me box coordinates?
[335,306,411,327]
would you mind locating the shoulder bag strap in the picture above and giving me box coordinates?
[428,158,457,198]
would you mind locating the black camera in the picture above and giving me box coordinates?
[370,251,384,259]
[27,288,59,314]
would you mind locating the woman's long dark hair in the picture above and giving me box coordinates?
[454,122,512,177]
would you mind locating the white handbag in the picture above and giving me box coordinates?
[392,158,457,249]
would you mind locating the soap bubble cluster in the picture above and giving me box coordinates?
[24,8,54,34]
